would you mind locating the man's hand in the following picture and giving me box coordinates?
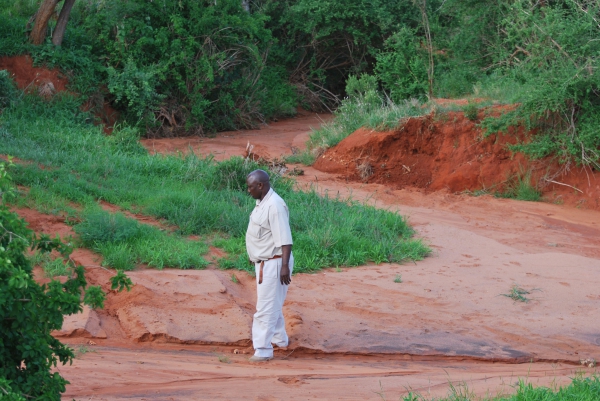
[280,264,291,285]
[280,244,292,285]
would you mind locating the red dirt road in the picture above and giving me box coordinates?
[60,346,585,400]
[11,113,600,399]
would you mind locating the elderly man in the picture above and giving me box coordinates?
[245,169,293,363]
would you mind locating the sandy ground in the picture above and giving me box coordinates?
[10,113,600,399]
[141,111,329,162]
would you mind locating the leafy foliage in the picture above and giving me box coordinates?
[0,166,82,398]
[0,70,18,112]
[0,160,133,400]
[374,27,429,101]
[2,0,600,166]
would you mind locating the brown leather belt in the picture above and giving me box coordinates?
[258,255,282,284]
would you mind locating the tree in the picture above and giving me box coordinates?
[29,0,59,45]
[412,0,434,98]
[29,0,76,46]
[52,0,76,46]
[0,160,132,400]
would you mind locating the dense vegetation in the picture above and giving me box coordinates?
[1,0,599,168]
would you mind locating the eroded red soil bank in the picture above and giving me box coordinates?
[314,110,600,209]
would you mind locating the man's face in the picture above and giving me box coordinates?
[246,177,263,199]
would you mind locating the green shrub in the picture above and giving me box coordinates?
[0,70,17,111]
[374,27,429,102]
[107,59,166,121]
[462,101,479,121]
[0,160,129,400]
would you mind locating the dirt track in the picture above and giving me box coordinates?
[11,112,599,399]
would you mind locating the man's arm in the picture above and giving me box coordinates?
[280,244,292,285]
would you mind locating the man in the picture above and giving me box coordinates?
[245,169,293,363]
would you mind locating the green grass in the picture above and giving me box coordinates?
[495,171,542,202]
[28,251,71,278]
[14,186,80,219]
[74,209,209,270]
[393,375,600,401]
[0,92,430,272]
[287,96,425,165]
[461,101,479,121]
[501,284,538,303]
[394,274,402,283]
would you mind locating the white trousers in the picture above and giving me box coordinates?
[252,254,293,358]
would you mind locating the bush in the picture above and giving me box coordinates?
[462,101,479,121]
[107,59,166,122]
[374,27,429,102]
[0,70,17,111]
[0,161,125,400]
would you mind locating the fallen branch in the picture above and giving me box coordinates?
[544,178,583,193]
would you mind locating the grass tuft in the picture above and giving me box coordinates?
[393,374,600,400]
[495,170,542,202]
[501,284,538,303]
[28,251,71,278]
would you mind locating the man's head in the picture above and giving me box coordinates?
[246,169,270,200]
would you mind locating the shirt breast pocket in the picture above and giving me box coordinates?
[249,209,267,238]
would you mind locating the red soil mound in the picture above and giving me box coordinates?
[314,108,600,209]
[0,54,69,92]
[0,54,119,133]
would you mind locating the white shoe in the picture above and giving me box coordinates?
[249,355,273,362]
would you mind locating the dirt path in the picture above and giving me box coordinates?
[61,345,585,400]
[141,111,331,162]
[11,113,600,399]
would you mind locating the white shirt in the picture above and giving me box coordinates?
[246,188,293,262]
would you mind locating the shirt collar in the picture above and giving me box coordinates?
[256,188,274,207]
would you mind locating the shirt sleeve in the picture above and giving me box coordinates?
[269,201,293,247]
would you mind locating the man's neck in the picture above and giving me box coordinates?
[259,186,271,201]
